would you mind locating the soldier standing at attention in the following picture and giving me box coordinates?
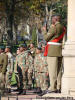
[29,43,36,88]
[14,44,29,95]
[0,46,8,95]
[5,46,14,93]
[27,51,34,89]
[34,47,48,96]
[44,14,66,93]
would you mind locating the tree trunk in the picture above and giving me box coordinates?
[5,0,15,44]
[45,3,49,32]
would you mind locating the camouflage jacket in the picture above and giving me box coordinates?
[27,53,34,73]
[34,53,48,73]
[14,51,29,73]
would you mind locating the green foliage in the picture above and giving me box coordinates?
[0,0,67,24]
[52,0,67,26]
[0,0,67,45]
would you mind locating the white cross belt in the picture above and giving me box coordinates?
[48,42,62,45]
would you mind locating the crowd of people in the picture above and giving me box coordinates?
[0,14,66,96]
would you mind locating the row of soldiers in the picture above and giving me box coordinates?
[0,13,66,96]
[14,43,49,95]
[0,42,49,96]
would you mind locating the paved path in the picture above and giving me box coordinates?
[1,90,40,100]
[43,93,75,99]
[1,89,75,100]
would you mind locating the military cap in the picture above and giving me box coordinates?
[19,43,27,48]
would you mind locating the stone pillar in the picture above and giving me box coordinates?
[61,0,75,95]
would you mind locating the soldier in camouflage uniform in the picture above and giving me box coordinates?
[34,47,49,95]
[5,46,14,93]
[27,51,34,89]
[14,44,29,95]
[29,43,36,88]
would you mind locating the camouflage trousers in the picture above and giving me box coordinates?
[35,72,48,90]
[0,73,6,94]
[28,68,33,86]
[17,66,28,90]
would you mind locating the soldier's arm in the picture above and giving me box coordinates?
[56,23,64,36]
[25,53,29,72]
[14,56,18,73]
[10,55,14,72]
[44,25,56,42]
[33,56,37,72]
[2,55,8,74]
[42,57,48,73]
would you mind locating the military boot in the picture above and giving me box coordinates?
[17,89,23,95]
[22,89,26,95]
